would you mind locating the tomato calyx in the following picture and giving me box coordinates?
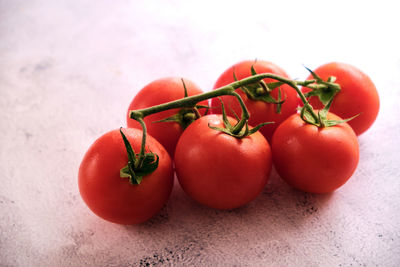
[299,98,359,127]
[234,65,286,114]
[152,79,209,129]
[119,128,159,185]
[302,66,341,106]
[297,67,359,128]
[152,104,209,129]
[208,98,273,138]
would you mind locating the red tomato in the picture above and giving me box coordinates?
[127,77,207,157]
[210,60,298,142]
[78,128,174,225]
[174,114,272,210]
[271,113,359,194]
[302,62,379,135]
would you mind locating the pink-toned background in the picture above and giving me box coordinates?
[1,0,399,266]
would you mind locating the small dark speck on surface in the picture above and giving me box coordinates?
[0,195,15,204]
[19,60,53,75]
[296,193,318,215]
[34,61,52,72]
[24,131,33,140]
[340,254,368,267]
[135,240,202,266]
[213,205,249,215]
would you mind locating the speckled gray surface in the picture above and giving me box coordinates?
[1,1,400,266]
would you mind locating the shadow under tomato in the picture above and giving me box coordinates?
[119,171,334,234]
[166,168,333,230]
[263,167,334,212]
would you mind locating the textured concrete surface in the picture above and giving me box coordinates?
[1,0,400,266]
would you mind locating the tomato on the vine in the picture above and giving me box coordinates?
[271,112,359,194]
[210,60,298,141]
[127,77,207,157]
[174,114,272,210]
[302,62,379,135]
[78,128,174,225]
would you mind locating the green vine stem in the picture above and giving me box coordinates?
[130,74,317,120]
[136,118,147,170]
[129,73,334,167]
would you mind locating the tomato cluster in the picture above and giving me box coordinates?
[78,60,379,225]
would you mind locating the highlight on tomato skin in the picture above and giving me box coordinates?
[301,62,380,136]
[126,77,207,157]
[174,114,272,210]
[210,60,299,142]
[78,128,174,225]
[271,112,359,194]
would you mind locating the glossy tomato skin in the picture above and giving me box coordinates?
[302,62,379,135]
[174,114,272,210]
[271,113,359,194]
[210,60,298,142]
[78,128,174,225]
[127,77,207,157]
